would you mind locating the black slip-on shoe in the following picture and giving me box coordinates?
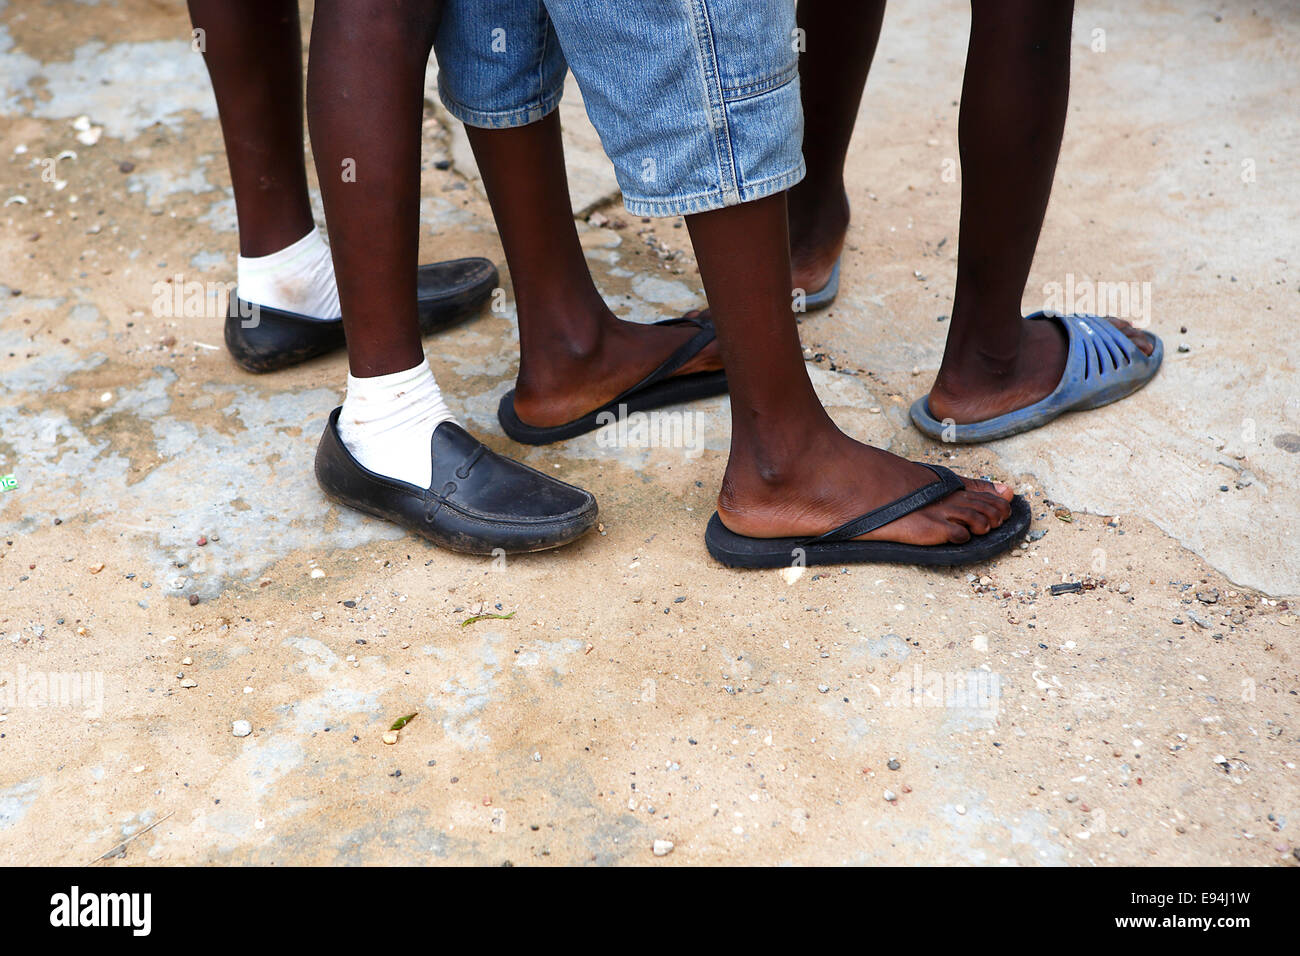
[224,297,346,373]
[314,407,597,555]
[415,256,499,334]
[225,257,499,373]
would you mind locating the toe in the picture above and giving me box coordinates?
[944,518,973,544]
[961,476,1014,502]
[1108,318,1157,356]
[965,491,1011,526]
[1131,329,1156,356]
[948,504,992,536]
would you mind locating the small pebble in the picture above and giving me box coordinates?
[883,790,898,803]
[382,731,399,745]
[652,840,674,857]
[887,758,901,771]
[232,720,252,738]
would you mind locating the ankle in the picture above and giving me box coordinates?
[720,423,841,504]
[515,321,608,398]
[936,304,1033,387]
[517,289,615,355]
[789,180,849,243]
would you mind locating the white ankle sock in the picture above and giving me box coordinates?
[337,359,456,489]
[236,228,341,320]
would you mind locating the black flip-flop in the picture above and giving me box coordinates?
[705,463,1031,568]
[497,315,727,445]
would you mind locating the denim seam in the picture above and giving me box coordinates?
[534,0,553,114]
[621,158,805,218]
[438,81,562,130]
[720,60,801,102]
[684,0,739,207]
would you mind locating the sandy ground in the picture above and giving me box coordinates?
[0,0,1297,866]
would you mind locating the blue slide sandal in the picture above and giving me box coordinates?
[910,311,1163,443]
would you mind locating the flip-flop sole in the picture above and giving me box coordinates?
[704,494,1031,569]
[801,257,840,312]
[499,370,728,445]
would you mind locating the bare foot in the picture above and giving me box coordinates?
[718,429,1014,546]
[512,313,723,427]
[928,314,1155,425]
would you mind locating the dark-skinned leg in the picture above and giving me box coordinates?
[463,113,721,428]
[306,0,438,377]
[927,0,1152,425]
[302,0,596,551]
[687,193,1013,545]
[187,0,315,257]
[786,0,886,295]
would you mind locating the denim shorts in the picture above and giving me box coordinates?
[434,0,806,218]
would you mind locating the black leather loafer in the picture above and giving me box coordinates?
[225,257,499,373]
[314,407,598,554]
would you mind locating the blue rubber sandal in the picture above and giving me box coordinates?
[910,311,1163,443]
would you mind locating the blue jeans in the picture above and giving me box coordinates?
[435,0,805,217]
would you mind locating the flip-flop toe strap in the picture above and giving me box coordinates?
[610,317,717,405]
[806,463,966,544]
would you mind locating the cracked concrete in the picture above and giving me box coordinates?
[0,1,1296,866]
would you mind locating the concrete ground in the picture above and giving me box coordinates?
[1,1,1296,866]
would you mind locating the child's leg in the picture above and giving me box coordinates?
[463,115,721,428]
[306,0,436,378]
[189,0,339,326]
[190,0,498,374]
[187,0,314,257]
[786,0,886,295]
[304,0,596,551]
[522,0,1016,551]
[927,0,1154,424]
[686,193,1012,545]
